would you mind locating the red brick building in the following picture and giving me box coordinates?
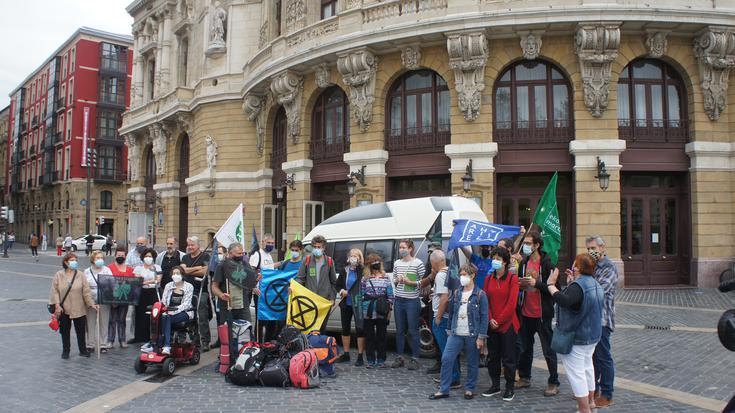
[6,27,133,240]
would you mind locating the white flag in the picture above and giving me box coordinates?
[214,204,244,247]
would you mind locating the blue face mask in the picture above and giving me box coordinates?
[68,260,79,270]
[313,248,323,258]
[491,259,503,271]
[94,259,105,268]
[522,244,533,255]
[265,245,274,253]
[291,251,300,260]
[399,250,409,259]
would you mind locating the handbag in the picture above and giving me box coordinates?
[48,270,77,330]
[550,328,575,355]
[368,279,390,318]
[49,314,60,331]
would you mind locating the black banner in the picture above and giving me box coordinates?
[97,274,143,305]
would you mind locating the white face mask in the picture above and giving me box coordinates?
[460,275,472,287]
[143,257,154,265]
[172,273,182,283]
[217,254,224,262]
[349,256,358,266]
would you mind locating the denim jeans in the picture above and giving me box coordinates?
[394,297,420,358]
[432,317,460,382]
[517,316,560,385]
[439,334,479,394]
[161,312,190,347]
[593,326,615,398]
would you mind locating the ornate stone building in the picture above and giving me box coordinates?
[122,0,735,288]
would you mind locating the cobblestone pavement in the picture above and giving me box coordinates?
[0,248,732,413]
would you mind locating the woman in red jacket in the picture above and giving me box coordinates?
[481,247,520,402]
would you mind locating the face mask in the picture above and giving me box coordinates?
[264,245,274,253]
[313,248,323,258]
[68,260,78,270]
[217,254,224,262]
[94,259,105,268]
[172,273,182,283]
[522,244,533,255]
[349,256,358,266]
[115,256,125,264]
[588,250,603,261]
[370,262,381,270]
[399,250,409,259]
[291,251,300,260]
[460,275,471,287]
[143,257,154,265]
[136,245,145,253]
[481,249,491,259]
[491,259,503,271]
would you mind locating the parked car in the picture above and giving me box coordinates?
[302,196,488,357]
[70,234,116,251]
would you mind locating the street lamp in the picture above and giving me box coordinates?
[461,159,474,193]
[595,157,610,191]
[347,166,366,198]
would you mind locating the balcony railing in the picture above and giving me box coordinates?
[310,139,349,162]
[52,170,59,182]
[100,92,126,107]
[386,124,451,154]
[94,169,127,182]
[42,173,54,187]
[100,59,128,75]
[363,0,448,24]
[271,146,288,171]
[29,145,35,156]
[27,179,33,189]
[56,98,66,111]
[31,117,38,129]
[21,122,28,133]
[492,120,574,144]
[618,119,688,144]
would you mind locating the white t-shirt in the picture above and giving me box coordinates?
[455,290,472,336]
[249,249,274,270]
[431,270,449,318]
[84,266,112,302]
[134,264,162,289]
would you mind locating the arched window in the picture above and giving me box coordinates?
[493,60,572,144]
[100,190,113,210]
[311,87,349,162]
[386,70,450,153]
[271,107,288,181]
[617,59,687,143]
[178,134,190,183]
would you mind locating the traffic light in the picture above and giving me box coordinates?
[86,148,97,168]
[99,216,105,225]
[0,206,8,220]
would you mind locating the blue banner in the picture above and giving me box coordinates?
[447,220,521,251]
[258,268,299,320]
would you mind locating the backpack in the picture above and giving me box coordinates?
[231,319,253,353]
[304,255,334,282]
[259,356,291,387]
[289,349,320,389]
[278,325,311,356]
[217,324,231,374]
[228,341,278,386]
[306,331,338,375]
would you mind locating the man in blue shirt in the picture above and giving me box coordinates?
[276,240,304,273]
[461,245,493,289]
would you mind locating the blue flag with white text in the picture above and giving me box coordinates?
[258,268,299,320]
[447,220,521,251]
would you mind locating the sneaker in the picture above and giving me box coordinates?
[391,356,405,368]
[140,343,153,352]
[354,356,364,367]
[377,362,387,369]
[407,358,420,371]
[120,341,128,349]
[426,361,441,374]
[451,381,462,389]
[482,387,501,397]
[366,361,375,369]
[61,352,70,360]
[502,388,515,402]
[594,396,614,408]
[544,384,559,397]
[201,344,210,353]
[335,353,351,364]
[162,346,171,355]
[103,341,114,349]
[322,371,337,379]
[79,351,91,358]
[516,378,531,389]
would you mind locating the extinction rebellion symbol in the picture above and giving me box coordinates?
[289,296,318,331]
[264,279,290,313]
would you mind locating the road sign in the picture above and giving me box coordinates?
[81,199,87,206]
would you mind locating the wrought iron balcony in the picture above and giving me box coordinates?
[385,124,451,154]
[56,97,66,111]
[617,119,688,144]
[94,169,127,183]
[492,120,574,145]
[310,139,349,162]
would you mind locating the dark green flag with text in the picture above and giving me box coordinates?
[532,172,561,265]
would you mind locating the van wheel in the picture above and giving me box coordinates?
[419,322,437,359]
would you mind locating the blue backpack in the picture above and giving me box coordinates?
[306,331,338,376]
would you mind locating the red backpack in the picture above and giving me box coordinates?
[289,349,320,389]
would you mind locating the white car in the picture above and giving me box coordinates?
[70,234,116,251]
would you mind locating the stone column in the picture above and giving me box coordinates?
[343,150,389,207]
[281,159,313,244]
[445,143,498,216]
[132,29,145,106]
[569,139,626,285]
[686,141,735,287]
[154,17,165,99]
[159,7,174,94]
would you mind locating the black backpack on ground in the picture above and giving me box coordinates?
[259,355,291,387]
[277,325,310,357]
[227,342,278,386]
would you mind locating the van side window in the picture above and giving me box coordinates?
[366,240,395,273]
[332,241,365,268]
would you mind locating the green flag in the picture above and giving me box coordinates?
[531,172,561,265]
[425,211,443,245]
[284,231,301,261]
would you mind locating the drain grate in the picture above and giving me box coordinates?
[644,324,671,331]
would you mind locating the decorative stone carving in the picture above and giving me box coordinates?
[270,71,304,143]
[286,21,338,47]
[125,134,141,181]
[519,31,543,60]
[446,31,489,122]
[150,123,170,177]
[400,45,422,70]
[646,30,669,58]
[574,23,621,118]
[243,92,270,156]
[693,27,735,121]
[337,48,379,132]
[285,0,306,32]
[347,0,362,8]
[205,135,218,172]
[177,112,193,136]
[207,1,227,55]
[314,63,334,89]
[258,21,269,49]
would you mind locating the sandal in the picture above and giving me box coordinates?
[429,393,449,400]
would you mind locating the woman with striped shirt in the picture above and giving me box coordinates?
[390,239,426,370]
[361,253,394,368]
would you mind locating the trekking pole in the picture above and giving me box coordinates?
[96,306,101,360]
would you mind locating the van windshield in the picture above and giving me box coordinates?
[320,203,392,225]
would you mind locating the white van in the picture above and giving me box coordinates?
[302,196,488,357]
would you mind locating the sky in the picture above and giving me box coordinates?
[0,0,134,109]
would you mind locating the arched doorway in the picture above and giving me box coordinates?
[178,134,190,251]
[385,70,451,200]
[492,59,575,270]
[617,58,690,285]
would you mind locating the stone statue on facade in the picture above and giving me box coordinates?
[207,1,227,55]
[205,135,218,172]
